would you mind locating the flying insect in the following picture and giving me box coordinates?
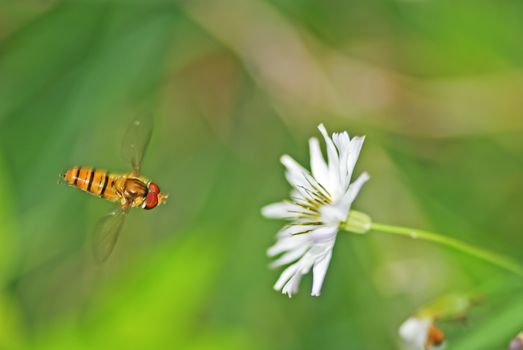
[61,117,167,262]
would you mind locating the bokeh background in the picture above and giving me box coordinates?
[1,0,523,349]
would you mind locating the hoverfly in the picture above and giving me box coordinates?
[61,117,167,262]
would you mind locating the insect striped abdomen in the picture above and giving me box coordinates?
[63,166,119,200]
[63,166,80,186]
[77,167,94,192]
[89,170,106,196]
[101,174,119,200]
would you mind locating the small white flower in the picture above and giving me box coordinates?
[399,317,445,350]
[262,124,369,297]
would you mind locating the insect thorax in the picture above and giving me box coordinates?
[122,177,148,207]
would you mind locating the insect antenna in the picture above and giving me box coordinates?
[158,193,169,205]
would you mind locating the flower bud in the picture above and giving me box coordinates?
[342,210,372,234]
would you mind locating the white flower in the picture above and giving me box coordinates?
[399,317,445,350]
[262,124,369,297]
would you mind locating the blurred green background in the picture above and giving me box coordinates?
[1,0,522,349]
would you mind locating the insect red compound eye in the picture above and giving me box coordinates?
[148,182,160,194]
[144,192,158,210]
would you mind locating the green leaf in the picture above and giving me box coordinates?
[0,152,23,348]
[453,296,523,349]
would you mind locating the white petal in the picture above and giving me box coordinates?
[270,245,309,268]
[270,227,336,296]
[277,224,322,238]
[267,234,309,257]
[311,250,333,296]
[320,203,348,226]
[341,171,370,205]
[346,136,365,182]
[281,155,329,206]
[309,137,329,189]
[273,262,300,291]
[318,124,341,196]
[282,272,303,297]
[261,202,303,219]
[281,155,313,191]
[333,131,351,190]
[399,317,432,350]
[308,225,338,244]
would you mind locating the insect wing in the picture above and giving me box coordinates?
[122,115,153,176]
[92,206,129,262]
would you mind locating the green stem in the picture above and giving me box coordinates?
[370,222,523,278]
